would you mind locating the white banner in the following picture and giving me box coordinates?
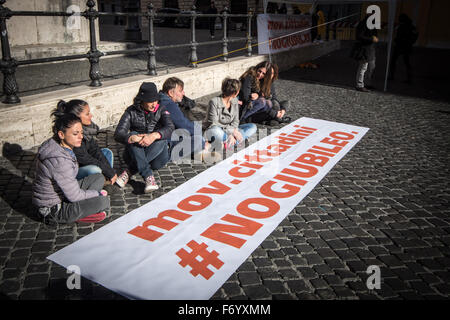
[257,13,312,55]
[48,117,369,300]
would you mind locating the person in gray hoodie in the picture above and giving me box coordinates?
[32,113,110,224]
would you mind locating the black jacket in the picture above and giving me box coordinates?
[73,123,116,180]
[114,103,175,145]
[239,74,259,107]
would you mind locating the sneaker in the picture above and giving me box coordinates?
[116,170,129,188]
[200,149,222,164]
[356,86,370,92]
[77,211,106,223]
[144,175,159,193]
[277,116,292,124]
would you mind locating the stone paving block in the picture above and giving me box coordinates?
[331,286,358,299]
[23,274,49,289]
[242,285,271,299]
[309,278,329,290]
[238,272,262,286]
[296,267,318,280]
[221,282,243,297]
[278,269,299,279]
[236,261,255,272]
[287,279,310,293]
[252,258,273,268]
[274,259,292,268]
[296,292,319,300]
[262,280,288,294]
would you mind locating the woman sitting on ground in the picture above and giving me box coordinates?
[204,78,257,150]
[32,112,110,224]
[55,100,118,188]
[239,61,290,125]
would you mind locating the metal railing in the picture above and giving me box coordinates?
[0,0,254,104]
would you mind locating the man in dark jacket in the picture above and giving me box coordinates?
[159,77,220,163]
[352,15,378,92]
[114,82,174,193]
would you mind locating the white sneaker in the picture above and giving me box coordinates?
[116,170,129,188]
[144,175,159,193]
[200,149,222,164]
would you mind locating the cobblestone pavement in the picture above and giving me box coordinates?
[1,73,449,300]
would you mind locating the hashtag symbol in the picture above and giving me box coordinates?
[176,240,224,280]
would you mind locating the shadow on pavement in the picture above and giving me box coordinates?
[1,143,39,222]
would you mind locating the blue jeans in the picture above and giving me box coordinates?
[242,98,272,121]
[205,123,257,146]
[76,148,114,180]
[126,140,169,179]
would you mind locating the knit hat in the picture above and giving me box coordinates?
[137,82,159,103]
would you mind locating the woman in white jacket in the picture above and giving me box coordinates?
[204,78,257,150]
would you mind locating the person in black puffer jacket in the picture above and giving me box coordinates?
[114,82,175,193]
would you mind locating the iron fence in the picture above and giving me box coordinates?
[0,0,254,104]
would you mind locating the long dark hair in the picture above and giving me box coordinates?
[52,99,87,118]
[52,113,81,143]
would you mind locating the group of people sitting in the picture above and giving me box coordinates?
[31,61,291,225]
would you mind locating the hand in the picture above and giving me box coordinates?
[139,132,160,147]
[129,134,145,143]
[372,36,379,43]
[233,129,243,144]
[110,174,117,185]
[100,189,108,196]
[238,100,243,105]
[250,93,259,100]
[226,135,236,147]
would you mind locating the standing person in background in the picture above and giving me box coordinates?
[207,1,218,39]
[114,82,174,193]
[32,113,110,224]
[389,13,418,84]
[316,7,326,41]
[351,14,378,92]
[53,100,118,192]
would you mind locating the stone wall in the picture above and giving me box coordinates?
[0,40,340,151]
[5,0,99,47]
